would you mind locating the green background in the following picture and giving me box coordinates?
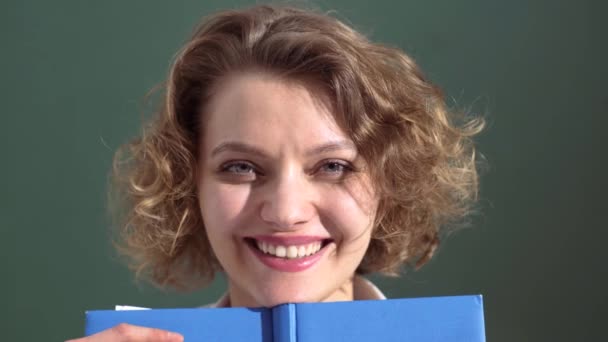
[2,0,606,341]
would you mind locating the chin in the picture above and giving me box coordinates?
[255,287,321,307]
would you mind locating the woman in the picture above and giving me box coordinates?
[70,4,482,341]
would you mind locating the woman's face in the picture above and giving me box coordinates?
[197,72,378,308]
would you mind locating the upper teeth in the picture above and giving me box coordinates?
[256,241,323,259]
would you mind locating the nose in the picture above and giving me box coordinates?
[259,172,315,230]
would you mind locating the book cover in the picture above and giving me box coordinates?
[85,295,485,341]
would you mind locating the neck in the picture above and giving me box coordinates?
[227,276,355,308]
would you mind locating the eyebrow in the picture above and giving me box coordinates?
[211,141,268,159]
[305,140,357,157]
[210,140,357,158]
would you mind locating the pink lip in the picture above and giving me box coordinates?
[246,237,329,272]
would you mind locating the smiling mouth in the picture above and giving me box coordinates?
[244,238,332,259]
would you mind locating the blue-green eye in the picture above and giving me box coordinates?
[317,160,354,178]
[321,162,348,173]
[222,161,256,174]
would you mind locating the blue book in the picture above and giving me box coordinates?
[85,295,486,341]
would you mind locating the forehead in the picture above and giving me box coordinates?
[200,73,350,154]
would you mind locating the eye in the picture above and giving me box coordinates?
[218,161,261,182]
[321,162,347,173]
[316,160,354,179]
[223,161,256,174]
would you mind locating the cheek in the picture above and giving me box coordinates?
[319,182,377,248]
[199,183,252,236]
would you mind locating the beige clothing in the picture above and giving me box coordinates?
[209,276,386,308]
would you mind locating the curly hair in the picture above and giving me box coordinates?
[110,4,484,290]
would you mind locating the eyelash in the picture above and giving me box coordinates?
[317,160,354,175]
[218,159,355,180]
[220,161,259,175]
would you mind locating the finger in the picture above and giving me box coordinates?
[113,324,184,342]
[66,323,184,342]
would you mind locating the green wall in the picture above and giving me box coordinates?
[3,0,606,341]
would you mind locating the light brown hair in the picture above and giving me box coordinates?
[111,4,484,290]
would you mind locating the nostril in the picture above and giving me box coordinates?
[259,194,315,230]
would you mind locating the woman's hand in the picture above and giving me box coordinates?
[65,323,183,342]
